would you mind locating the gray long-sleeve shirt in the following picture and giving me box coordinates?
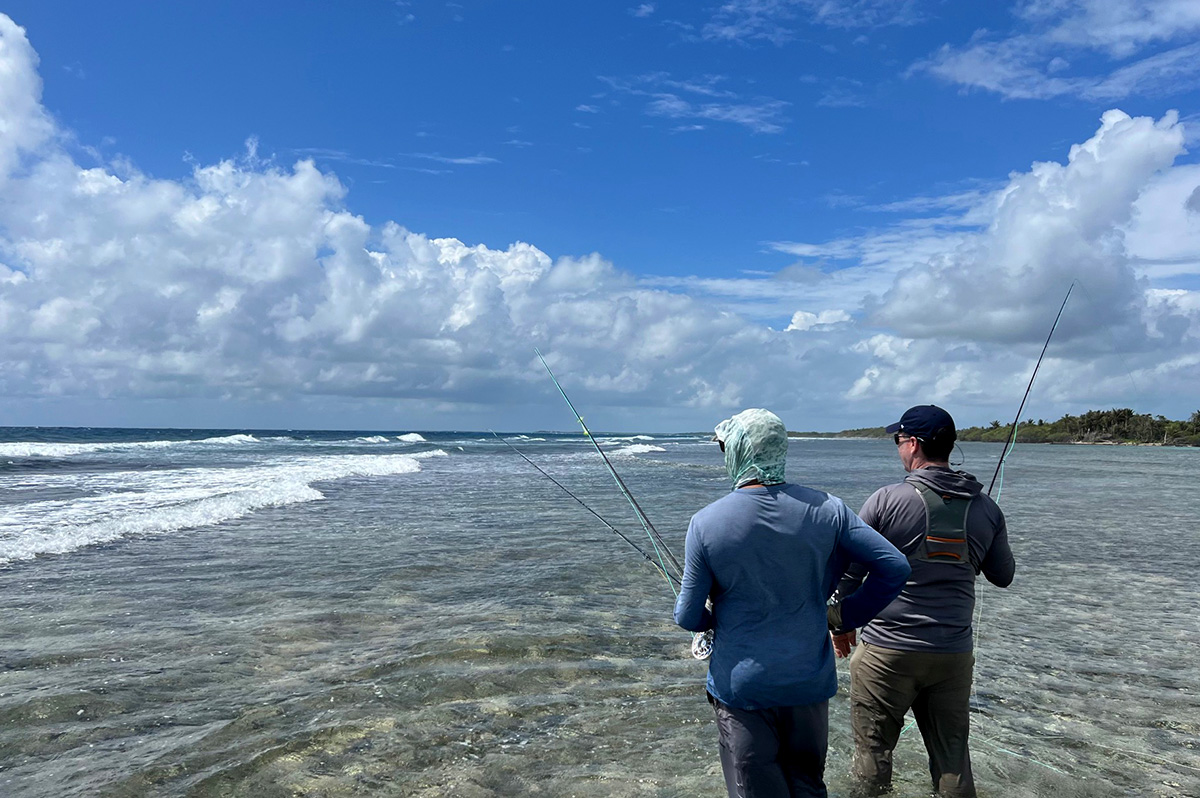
[835,467,1014,653]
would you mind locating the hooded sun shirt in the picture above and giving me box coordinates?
[837,466,1015,653]
[713,408,788,489]
[674,409,910,709]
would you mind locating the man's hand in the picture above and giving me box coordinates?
[831,630,856,658]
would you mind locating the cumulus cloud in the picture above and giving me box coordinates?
[0,16,814,429]
[786,309,852,331]
[1,15,1198,430]
[870,110,1186,345]
[0,16,54,186]
[831,110,1200,408]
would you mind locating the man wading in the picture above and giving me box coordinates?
[832,405,1015,797]
[674,409,910,798]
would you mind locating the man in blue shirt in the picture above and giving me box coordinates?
[674,408,910,798]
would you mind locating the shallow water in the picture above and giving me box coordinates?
[0,431,1197,796]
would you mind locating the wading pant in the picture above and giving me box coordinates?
[708,692,829,798]
[849,642,976,797]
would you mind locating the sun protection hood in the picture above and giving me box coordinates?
[713,408,787,489]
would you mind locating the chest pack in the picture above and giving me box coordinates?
[909,482,974,568]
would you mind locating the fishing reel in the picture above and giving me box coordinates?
[691,630,714,660]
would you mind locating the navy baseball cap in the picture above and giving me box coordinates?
[885,405,956,439]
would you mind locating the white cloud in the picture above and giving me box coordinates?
[404,152,499,165]
[645,94,789,133]
[871,110,1188,345]
[700,0,919,44]
[0,16,54,188]
[913,1,1200,101]
[599,74,789,134]
[1124,163,1200,279]
[1016,0,1200,57]
[630,4,655,19]
[291,148,396,169]
[786,309,852,331]
[771,109,1200,419]
[0,17,805,428]
[1,16,1198,430]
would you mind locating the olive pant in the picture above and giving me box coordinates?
[708,692,829,798]
[849,642,976,797]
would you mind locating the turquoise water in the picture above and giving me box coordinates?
[0,430,1197,796]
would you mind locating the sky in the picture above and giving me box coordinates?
[1,1,1199,433]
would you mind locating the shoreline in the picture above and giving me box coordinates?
[787,433,1197,448]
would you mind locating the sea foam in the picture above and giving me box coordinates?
[609,444,667,456]
[0,434,260,459]
[0,452,440,563]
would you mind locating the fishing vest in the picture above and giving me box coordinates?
[909,482,974,570]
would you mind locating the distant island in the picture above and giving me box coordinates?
[790,408,1200,447]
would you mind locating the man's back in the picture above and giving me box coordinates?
[855,466,1014,652]
[674,407,910,798]
[676,482,907,709]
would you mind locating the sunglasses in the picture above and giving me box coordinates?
[893,433,923,445]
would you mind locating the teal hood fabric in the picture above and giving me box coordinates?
[713,409,788,489]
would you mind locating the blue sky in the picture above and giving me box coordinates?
[1,2,1199,432]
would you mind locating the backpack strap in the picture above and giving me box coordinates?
[910,482,973,567]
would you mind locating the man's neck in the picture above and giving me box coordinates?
[909,457,950,471]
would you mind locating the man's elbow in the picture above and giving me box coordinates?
[987,568,1014,588]
[673,601,712,632]
[674,609,705,632]
[885,556,912,592]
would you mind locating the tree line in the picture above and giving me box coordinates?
[792,409,1200,446]
[956,408,1200,446]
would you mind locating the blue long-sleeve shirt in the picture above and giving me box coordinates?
[674,483,909,710]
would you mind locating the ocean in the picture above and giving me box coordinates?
[0,428,1197,797]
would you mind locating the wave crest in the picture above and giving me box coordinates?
[609,444,667,456]
[0,453,433,563]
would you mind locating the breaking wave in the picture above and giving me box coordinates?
[0,434,261,459]
[608,444,667,456]
[0,452,444,563]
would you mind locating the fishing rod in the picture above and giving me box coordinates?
[489,431,682,590]
[530,351,712,660]
[534,348,684,585]
[988,281,1076,498]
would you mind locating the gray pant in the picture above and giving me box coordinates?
[849,642,976,797]
[708,692,829,798]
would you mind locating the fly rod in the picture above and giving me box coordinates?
[490,431,681,589]
[534,348,683,584]
[988,280,1076,498]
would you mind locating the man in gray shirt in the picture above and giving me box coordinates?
[831,405,1014,797]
